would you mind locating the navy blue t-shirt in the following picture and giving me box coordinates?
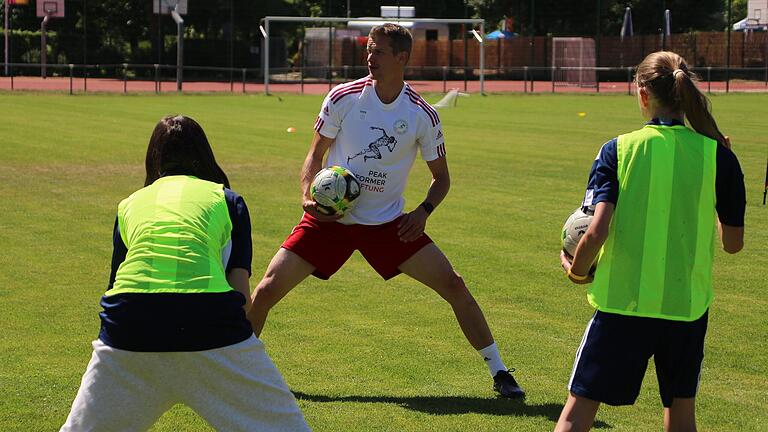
[582,119,746,227]
[99,187,254,352]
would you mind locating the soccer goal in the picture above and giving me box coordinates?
[259,13,486,94]
[552,37,596,88]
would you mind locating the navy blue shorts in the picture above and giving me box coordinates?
[568,309,708,407]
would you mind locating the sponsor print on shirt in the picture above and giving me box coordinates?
[393,119,408,134]
[347,126,398,164]
[355,170,388,193]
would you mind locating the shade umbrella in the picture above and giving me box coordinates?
[620,7,633,67]
[621,7,633,39]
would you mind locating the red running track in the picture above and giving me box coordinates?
[1,76,766,94]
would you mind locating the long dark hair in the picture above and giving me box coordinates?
[144,115,230,188]
[635,51,727,147]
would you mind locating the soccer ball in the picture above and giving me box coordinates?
[311,166,361,216]
[561,208,594,257]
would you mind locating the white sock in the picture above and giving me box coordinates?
[478,342,507,377]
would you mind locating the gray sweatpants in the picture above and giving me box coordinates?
[60,336,310,432]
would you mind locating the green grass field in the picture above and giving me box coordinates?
[0,91,766,431]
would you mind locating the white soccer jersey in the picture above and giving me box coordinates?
[314,76,446,225]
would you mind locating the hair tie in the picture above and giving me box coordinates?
[673,68,686,78]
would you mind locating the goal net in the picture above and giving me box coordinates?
[552,37,596,88]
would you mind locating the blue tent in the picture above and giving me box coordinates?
[486,30,517,40]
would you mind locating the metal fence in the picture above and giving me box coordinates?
[1,62,767,95]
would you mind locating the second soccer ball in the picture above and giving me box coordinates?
[561,208,594,258]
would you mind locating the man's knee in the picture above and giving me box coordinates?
[444,273,476,305]
[252,277,285,308]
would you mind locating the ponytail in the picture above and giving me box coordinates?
[673,69,728,147]
[635,51,728,147]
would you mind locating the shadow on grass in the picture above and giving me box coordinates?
[293,391,611,429]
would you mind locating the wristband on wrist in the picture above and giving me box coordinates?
[419,201,434,215]
[567,268,589,282]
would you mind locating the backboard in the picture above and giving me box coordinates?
[36,0,65,18]
[153,0,188,15]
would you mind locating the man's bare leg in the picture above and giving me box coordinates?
[247,248,315,337]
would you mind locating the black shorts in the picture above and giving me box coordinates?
[568,309,708,407]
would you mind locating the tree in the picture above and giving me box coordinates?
[605,1,726,35]
[727,0,748,22]
[464,0,728,36]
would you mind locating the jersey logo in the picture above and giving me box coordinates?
[393,119,408,135]
[436,129,443,140]
[323,105,330,115]
[347,126,398,163]
[359,110,367,120]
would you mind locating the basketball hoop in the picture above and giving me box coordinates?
[153,0,188,15]
[36,0,64,18]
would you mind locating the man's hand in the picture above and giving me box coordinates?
[302,199,342,221]
[300,132,338,221]
[397,206,429,242]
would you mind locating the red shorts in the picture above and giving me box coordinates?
[281,213,433,280]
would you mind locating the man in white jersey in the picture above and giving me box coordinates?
[248,23,524,398]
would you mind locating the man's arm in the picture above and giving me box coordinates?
[301,131,340,221]
[397,156,450,242]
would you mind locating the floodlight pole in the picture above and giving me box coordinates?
[596,0,601,93]
[171,5,183,91]
[529,0,535,92]
[4,0,9,76]
[479,22,485,95]
[262,20,269,95]
[661,0,666,50]
[83,0,87,65]
[727,0,732,93]
[157,9,162,65]
[41,13,50,79]
[229,0,233,84]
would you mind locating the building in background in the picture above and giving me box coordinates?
[733,0,768,31]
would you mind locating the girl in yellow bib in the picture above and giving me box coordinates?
[555,52,745,432]
[61,116,309,432]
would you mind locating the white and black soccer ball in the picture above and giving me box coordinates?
[561,208,594,257]
[311,166,361,216]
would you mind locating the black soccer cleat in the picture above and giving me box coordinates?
[493,369,525,399]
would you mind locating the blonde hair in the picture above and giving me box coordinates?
[635,51,727,147]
